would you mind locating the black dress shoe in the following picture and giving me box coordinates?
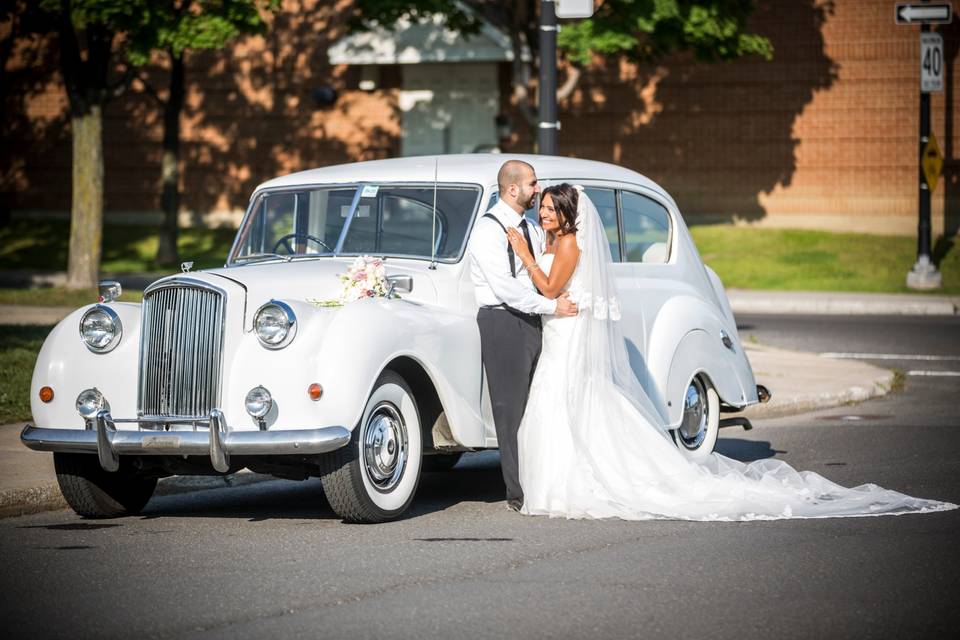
[506,498,523,512]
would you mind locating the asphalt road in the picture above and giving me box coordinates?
[1,315,958,640]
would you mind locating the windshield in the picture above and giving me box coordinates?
[230,183,482,264]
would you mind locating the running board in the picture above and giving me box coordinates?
[719,417,753,431]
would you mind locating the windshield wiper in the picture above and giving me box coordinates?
[233,252,292,264]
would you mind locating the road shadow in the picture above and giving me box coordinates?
[135,451,505,522]
[714,437,784,462]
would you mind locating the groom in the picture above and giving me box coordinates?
[468,160,578,511]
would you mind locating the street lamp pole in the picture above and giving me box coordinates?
[538,0,559,155]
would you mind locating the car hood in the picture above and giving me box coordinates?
[149,258,441,325]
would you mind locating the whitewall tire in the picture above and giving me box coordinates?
[671,375,720,462]
[320,370,422,522]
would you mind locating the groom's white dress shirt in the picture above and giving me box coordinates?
[468,198,557,315]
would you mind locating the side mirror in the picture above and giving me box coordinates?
[98,280,122,303]
[386,275,413,297]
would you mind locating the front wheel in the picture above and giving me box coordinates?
[54,452,157,518]
[319,370,422,523]
[671,375,720,462]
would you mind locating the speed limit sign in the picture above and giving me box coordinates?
[921,33,943,93]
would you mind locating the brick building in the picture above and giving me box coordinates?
[2,0,958,237]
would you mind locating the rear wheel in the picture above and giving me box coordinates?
[320,370,422,523]
[671,375,720,462]
[54,452,157,518]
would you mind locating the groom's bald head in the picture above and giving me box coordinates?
[498,160,534,195]
[497,160,539,213]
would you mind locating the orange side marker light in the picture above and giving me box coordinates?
[39,386,54,403]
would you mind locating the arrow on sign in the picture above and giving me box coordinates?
[896,3,953,24]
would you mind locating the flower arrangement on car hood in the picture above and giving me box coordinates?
[309,256,390,307]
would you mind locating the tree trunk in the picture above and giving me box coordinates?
[155,53,184,267]
[66,106,104,290]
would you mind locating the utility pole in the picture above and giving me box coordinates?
[538,0,559,155]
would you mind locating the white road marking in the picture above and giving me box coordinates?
[906,370,960,377]
[819,352,960,361]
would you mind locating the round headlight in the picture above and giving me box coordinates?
[76,388,106,418]
[245,385,273,419]
[79,305,122,353]
[254,301,296,349]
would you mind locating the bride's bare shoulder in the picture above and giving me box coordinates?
[557,232,580,254]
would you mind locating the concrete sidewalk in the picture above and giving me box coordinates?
[0,341,896,518]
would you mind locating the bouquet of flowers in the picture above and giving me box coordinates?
[309,256,391,307]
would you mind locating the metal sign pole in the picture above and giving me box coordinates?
[907,1,943,288]
[538,0,559,156]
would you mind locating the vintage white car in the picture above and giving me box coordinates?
[22,154,768,522]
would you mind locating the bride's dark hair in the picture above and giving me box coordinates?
[541,183,579,237]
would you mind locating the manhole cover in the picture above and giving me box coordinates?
[816,414,893,422]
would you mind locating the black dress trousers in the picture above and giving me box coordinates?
[477,306,543,503]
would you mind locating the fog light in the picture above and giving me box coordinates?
[245,385,273,418]
[39,386,54,403]
[75,388,105,418]
[308,383,323,401]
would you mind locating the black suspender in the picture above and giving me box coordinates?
[482,213,517,277]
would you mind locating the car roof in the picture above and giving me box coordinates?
[253,154,673,205]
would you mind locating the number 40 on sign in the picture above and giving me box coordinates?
[921,33,943,93]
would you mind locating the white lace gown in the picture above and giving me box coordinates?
[518,254,956,521]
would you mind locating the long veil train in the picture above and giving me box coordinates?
[518,189,955,520]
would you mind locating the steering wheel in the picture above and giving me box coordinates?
[272,233,333,255]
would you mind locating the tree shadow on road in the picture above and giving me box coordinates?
[714,437,785,462]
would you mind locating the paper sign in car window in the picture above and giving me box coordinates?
[361,185,379,198]
[340,205,371,218]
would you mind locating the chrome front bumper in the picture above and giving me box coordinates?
[21,410,351,474]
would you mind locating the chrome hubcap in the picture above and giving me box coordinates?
[363,402,408,492]
[678,377,708,449]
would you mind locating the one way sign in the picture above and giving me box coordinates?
[896,3,953,25]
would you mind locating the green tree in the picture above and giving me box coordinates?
[35,0,147,289]
[129,1,276,268]
[349,0,772,133]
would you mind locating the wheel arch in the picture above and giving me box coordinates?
[381,355,446,452]
[663,330,745,428]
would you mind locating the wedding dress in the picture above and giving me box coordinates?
[517,192,955,521]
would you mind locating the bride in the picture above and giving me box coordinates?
[506,184,956,521]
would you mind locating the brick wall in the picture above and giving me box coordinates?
[2,0,958,236]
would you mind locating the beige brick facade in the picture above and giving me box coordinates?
[2,0,958,236]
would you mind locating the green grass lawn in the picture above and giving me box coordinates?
[689,225,959,294]
[0,219,957,296]
[0,219,235,273]
[0,325,52,423]
[0,288,143,307]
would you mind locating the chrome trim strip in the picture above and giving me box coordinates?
[22,424,352,457]
[96,410,119,471]
[209,409,229,472]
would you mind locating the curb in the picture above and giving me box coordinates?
[0,470,276,519]
[727,290,959,316]
[740,368,896,421]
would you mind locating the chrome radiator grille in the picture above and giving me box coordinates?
[138,282,225,418]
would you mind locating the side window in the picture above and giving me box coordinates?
[621,191,671,263]
[582,187,621,262]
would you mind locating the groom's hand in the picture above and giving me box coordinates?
[555,293,578,317]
